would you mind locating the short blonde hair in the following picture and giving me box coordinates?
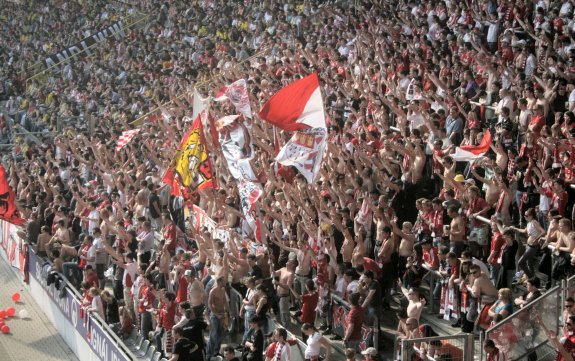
[498,288,512,302]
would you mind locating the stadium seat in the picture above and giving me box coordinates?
[143,345,156,360]
[136,340,150,357]
[151,351,161,361]
[132,336,145,351]
[125,330,140,348]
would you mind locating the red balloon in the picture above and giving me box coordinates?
[0,311,6,319]
[5,308,15,317]
[11,292,20,302]
[0,321,5,327]
[1,325,10,334]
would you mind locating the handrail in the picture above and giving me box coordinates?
[400,333,474,361]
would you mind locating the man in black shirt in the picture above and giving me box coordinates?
[359,271,382,330]
[148,183,162,230]
[171,327,198,361]
[247,254,262,280]
[181,309,207,361]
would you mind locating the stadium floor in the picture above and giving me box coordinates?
[0,254,79,361]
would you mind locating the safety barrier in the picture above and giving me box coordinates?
[0,219,137,361]
[400,333,474,361]
[27,247,137,361]
[330,293,377,350]
[483,285,562,361]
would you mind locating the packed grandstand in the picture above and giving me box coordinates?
[1,0,575,360]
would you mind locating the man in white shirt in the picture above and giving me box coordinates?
[272,328,292,361]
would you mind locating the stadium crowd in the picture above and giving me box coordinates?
[3,0,575,360]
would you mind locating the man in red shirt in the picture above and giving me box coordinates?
[175,268,189,304]
[162,212,178,256]
[344,293,365,352]
[138,275,156,345]
[155,292,177,358]
[466,186,491,258]
[83,265,99,289]
[550,179,569,216]
[291,279,318,341]
[487,217,505,283]
[421,238,439,270]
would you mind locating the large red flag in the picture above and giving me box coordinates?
[450,130,492,162]
[0,165,25,225]
[258,73,326,132]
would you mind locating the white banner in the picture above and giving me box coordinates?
[276,127,327,183]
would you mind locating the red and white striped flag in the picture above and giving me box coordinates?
[115,128,141,153]
[451,130,492,162]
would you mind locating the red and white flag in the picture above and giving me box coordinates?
[192,88,208,122]
[214,79,252,119]
[115,128,141,153]
[258,73,326,132]
[451,130,492,162]
[276,127,327,183]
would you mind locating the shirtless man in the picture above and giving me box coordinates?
[185,269,206,319]
[549,219,574,254]
[470,163,501,206]
[273,239,313,295]
[206,277,229,360]
[391,218,416,280]
[446,205,466,256]
[36,225,52,257]
[341,233,355,266]
[492,141,509,171]
[274,259,296,325]
[228,242,250,295]
[469,264,498,332]
[400,285,426,322]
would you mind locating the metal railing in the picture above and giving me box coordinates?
[29,246,139,360]
[400,333,474,361]
[483,284,561,361]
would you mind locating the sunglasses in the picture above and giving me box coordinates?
[566,304,574,308]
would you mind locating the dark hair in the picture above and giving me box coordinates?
[527,277,540,288]
[349,292,361,306]
[276,328,288,340]
[484,339,496,348]
[223,345,235,354]
[363,270,375,280]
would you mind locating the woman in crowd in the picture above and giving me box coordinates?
[301,323,332,361]
[488,288,513,322]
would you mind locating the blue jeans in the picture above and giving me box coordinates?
[489,264,501,285]
[206,313,224,359]
[242,310,254,343]
[62,262,82,285]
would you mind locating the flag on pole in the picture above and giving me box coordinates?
[173,116,215,190]
[214,79,252,119]
[0,165,25,226]
[276,127,327,183]
[258,73,326,131]
[192,88,208,122]
[450,130,492,162]
[115,128,141,153]
[216,114,257,181]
